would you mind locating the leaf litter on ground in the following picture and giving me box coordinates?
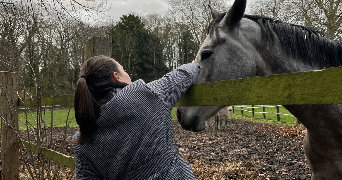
[2,117,311,179]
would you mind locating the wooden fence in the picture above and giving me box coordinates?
[231,105,294,121]
[175,66,342,106]
[1,72,19,179]
[17,95,74,107]
[2,66,342,179]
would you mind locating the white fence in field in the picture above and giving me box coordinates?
[231,105,295,121]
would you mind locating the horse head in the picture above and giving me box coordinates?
[177,1,342,178]
[177,0,270,132]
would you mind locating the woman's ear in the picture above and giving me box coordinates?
[112,72,121,82]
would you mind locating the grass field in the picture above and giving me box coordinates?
[229,105,299,127]
[14,107,176,130]
[16,107,77,130]
[5,105,298,131]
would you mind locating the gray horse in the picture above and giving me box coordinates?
[214,106,232,129]
[176,0,342,179]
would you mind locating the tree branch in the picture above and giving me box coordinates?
[0,2,14,4]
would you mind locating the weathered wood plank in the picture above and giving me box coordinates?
[15,66,342,107]
[0,140,76,170]
[1,72,19,180]
[176,66,342,106]
[18,95,74,107]
[20,141,76,170]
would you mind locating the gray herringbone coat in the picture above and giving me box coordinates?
[72,63,201,179]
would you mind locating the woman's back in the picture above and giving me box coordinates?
[73,56,200,179]
[73,80,180,179]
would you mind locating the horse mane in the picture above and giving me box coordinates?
[208,13,342,68]
[243,14,342,68]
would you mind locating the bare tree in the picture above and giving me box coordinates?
[297,0,342,39]
[167,0,229,45]
[0,3,33,72]
[251,0,342,40]
[251,0,295,22]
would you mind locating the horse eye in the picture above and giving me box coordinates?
[201,50,213,61]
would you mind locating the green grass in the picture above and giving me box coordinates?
[16,107,176,130]
[230,105,299,127]
[2,106,297,131]
[171,106,299,127]
[229,113,299,127]
[16,108,77,130]
[5,107,173,131]
[171,107,177,121]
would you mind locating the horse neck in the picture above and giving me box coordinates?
[258,28,342,75]
[284,104,342,131]
[257,34,342,131]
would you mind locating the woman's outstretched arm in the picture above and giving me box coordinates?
[146,63,201,108]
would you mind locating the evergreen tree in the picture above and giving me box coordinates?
[111,14,169,82]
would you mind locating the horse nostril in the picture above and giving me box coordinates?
[176,110,182,123]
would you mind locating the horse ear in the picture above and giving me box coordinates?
[224,0,246,27]
[208,5,219,20]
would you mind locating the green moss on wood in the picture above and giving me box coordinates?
[0,141,75,169]
[18,95,74,107]
[14,67,342,107]
[20,141,75,169]
[176,66,342,106]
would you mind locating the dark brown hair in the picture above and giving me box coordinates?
[74,55,128,144]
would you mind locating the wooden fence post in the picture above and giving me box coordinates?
[252,105,255,117]
[241,106,243,115]
[1,72,19,180]
[263,105,266,119]
[276,105,280,121]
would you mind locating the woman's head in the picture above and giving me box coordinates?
[80,55,131,86]
[111,63,132,85]
[74,55,130,144]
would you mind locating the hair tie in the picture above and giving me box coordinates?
[80,75,86,79]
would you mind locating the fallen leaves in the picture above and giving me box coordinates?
[7,117,311,180]
[173,117,311,179]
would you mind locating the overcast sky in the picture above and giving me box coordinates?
[76,0,258,25]
[75,0,168,24]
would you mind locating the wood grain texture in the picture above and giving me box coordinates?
[18,95,74,107]
[176,66,342,106]
[1,72,19,180]
[20,141,75,170]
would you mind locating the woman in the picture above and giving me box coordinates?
[72,55,201,179]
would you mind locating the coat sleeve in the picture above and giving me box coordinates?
[146,63,201,108]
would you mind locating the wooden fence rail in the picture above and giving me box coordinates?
[0,140,75,169]
[176,66,342,106]
[231,105,294,121]
[17,95,74,107]
[3,66,342,178]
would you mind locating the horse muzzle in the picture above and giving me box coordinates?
[176,107,206,132]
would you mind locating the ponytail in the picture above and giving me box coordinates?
[74,77,96,144]
[74,55,128,144]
